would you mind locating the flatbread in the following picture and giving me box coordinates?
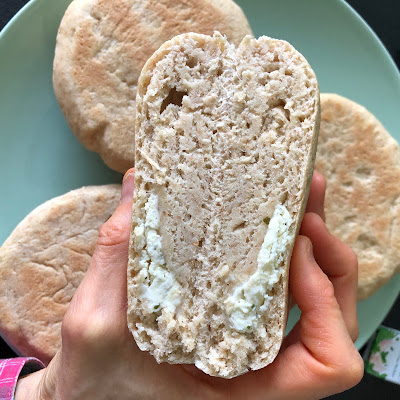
[128,32,320,378]
[316,93,400,300]
[53,0,253,173]
[0,185,121,363]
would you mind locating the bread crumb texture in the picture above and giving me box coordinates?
[316,93,400,300]
[128,33,319,378]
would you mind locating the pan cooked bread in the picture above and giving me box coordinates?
[127,32,320,378]
[53,0,253,173]
[0,185,120,363]
[316,93,400,300]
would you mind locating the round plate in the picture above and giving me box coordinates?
[0,0,399,351]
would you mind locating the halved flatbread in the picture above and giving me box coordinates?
[128,32,319,378]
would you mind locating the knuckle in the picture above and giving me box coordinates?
[334,239,358,272]
[320,279,336,303]
[345,246,358,272]
[341,355,364,389]
[324,350,364,390]
[61,311,86,344]
[62,309,113,347]
[97,214,129,248]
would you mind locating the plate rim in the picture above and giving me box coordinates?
[337,0,400,78]
[0,0,42,40]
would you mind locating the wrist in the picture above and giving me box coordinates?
[14,369,45,400]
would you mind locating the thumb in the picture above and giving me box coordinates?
[71,169,135,318]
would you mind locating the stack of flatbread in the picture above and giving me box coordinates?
[0,0,253,363]
[1,0,399,375]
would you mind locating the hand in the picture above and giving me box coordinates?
[15,171,363,400]
[219,172,363,399]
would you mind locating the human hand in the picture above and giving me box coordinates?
[216,172,364,399]
[15,170,363,400]
[16,168,220,400]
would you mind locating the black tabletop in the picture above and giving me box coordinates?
[0,0,399,398]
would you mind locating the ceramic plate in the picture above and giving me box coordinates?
[0,0,399,351]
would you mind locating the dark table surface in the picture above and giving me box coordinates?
[0,0,399,398]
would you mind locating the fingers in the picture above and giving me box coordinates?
[285,171,326,314]
[282,236,363,394]
[288,236,349,349]
[305,171,326,221]
[302,170,358,341]
[87,201,132,309]
[285,235,359,367]
[89,168,135,306]
[300,213,359,342]
[232,235,363,399]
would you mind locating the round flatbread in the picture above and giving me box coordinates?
[0,185,121,363]
[53,0,253,173]
[128,32,320,378]
[316,93,400,300]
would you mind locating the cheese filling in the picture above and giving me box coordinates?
[134,194,181,314]
[225,205,293,332]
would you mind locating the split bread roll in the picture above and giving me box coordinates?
[0,185,121,363]
[127,32,320,378]
[316,93,400,300]
[53,0,252,173]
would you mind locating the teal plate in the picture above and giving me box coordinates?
[0,0,399,352]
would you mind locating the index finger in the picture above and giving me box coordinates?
[300,213,359,342]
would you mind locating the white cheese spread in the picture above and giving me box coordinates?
[134,194,181,314]
[225,205,293,332]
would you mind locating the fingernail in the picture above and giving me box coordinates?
[120,169,135,204]
[313,170,324,181]
[123,168,135,183]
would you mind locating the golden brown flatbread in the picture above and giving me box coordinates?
[316,93,400,300]
[53,0,253,172]
[0,185,120,362]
